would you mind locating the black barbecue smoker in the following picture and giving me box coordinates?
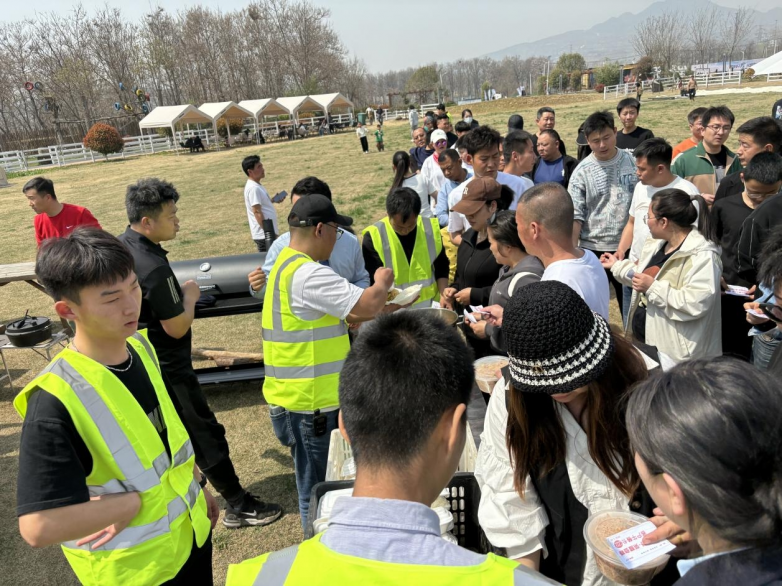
[171,253,266,385]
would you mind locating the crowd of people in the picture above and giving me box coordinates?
[12,95,782,585]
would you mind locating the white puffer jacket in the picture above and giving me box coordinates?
[612,230,722,365]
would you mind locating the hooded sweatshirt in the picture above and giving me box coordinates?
[611,230,722,366]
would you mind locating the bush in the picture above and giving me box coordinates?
[83,123,124,159]
[595,83,605,93]
[216,118,245,138]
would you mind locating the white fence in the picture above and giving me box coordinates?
[603,71,782,99]
[0,129,216,173]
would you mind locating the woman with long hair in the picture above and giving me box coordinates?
[467,210,543,353]
[390,150,432,218]
[601,188,721,368]
[476,280,677,586]
[627,358,782,584]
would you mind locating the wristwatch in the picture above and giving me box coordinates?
[199,473,207,488]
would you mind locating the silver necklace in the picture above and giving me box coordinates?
[71,342,133,373]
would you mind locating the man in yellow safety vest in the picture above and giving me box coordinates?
[262,194,393,528]
[15,227,218,586]
[362,186,449,308]
[227,311,561,585]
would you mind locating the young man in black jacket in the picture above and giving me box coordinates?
[118,178,282,529]
[714,116,782,202]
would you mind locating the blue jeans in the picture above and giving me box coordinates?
[269,405,339,529]
[752,329,782,370]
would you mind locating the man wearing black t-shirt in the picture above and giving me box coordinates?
[118,178,282,529]
[712,153,782,359]
[715,116,782,202]
[615,98,654,152]
[16,228,218,584]
[362,187,450,289]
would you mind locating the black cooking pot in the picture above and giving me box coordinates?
[6,312,53,347]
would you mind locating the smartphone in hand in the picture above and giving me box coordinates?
[272,190,288,203]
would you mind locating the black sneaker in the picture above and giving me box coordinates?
[222,493,283,529]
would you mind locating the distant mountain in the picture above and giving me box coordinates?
[484,0,782,64]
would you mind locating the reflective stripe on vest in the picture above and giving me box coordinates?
[62,476,200,552]
[24,332,202,551]
[366,217,440,294]
[261,248,350,411]
[373,218,438,290]
[240,541,563,586]
[264,360,345,380]
[253,544,300,586]
[47,356,169,496]
[263,252,347,373]
[261,253,348,346]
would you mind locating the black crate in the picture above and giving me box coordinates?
[304,472,500,555]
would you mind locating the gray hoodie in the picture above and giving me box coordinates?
[484,255,544,353]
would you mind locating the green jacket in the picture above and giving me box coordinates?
[671,141,741,197]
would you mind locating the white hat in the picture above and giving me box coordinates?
[430,129,448,144]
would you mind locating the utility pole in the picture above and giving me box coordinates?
[546,58,551,95]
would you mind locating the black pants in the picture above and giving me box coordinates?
[169,371,244,504]
[604,266,625,319]
[721,294,753,360]
[164,532,213,585]
[254,235,277,253]
[359,136,369,152]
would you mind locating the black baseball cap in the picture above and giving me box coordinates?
[288,193,353,227]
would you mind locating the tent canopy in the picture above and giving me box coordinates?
[198,101,253,121]
[139,105,212,129]
[752,51,782,76]
[238,98,290,118]
[309,93,354,112]
[276,96,324,118]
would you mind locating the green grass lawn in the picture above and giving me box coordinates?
[0,89,776,584]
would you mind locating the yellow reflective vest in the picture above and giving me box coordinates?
[262,247,350,412]
[14,330,211,586]
[363,216,443,307]
[226,533,562,585]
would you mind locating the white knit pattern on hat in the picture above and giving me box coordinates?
[508,312,612,388]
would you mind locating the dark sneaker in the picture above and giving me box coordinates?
[222,493,282,529]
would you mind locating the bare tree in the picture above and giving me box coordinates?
[720,6,754,64]
[689,6,721,66]
[632,10,684,72]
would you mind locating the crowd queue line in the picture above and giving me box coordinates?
[11,97,782,585]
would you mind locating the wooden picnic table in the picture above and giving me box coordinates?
[0,262,73,335]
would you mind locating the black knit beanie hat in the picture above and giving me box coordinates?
[503,280,614,394]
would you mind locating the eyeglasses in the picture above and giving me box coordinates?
[758,302,782,323]
[643,214,659,223]
[746,187,781,199]
[434,139,448,146]
[321,223,343,239]
[706,124,732,134]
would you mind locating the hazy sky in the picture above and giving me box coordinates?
[4,0,780,71]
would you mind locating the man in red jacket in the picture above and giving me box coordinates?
[23,177,101,245]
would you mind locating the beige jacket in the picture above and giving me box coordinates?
[612,230,722,365]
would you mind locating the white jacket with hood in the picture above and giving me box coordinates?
[611,229,722,365]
